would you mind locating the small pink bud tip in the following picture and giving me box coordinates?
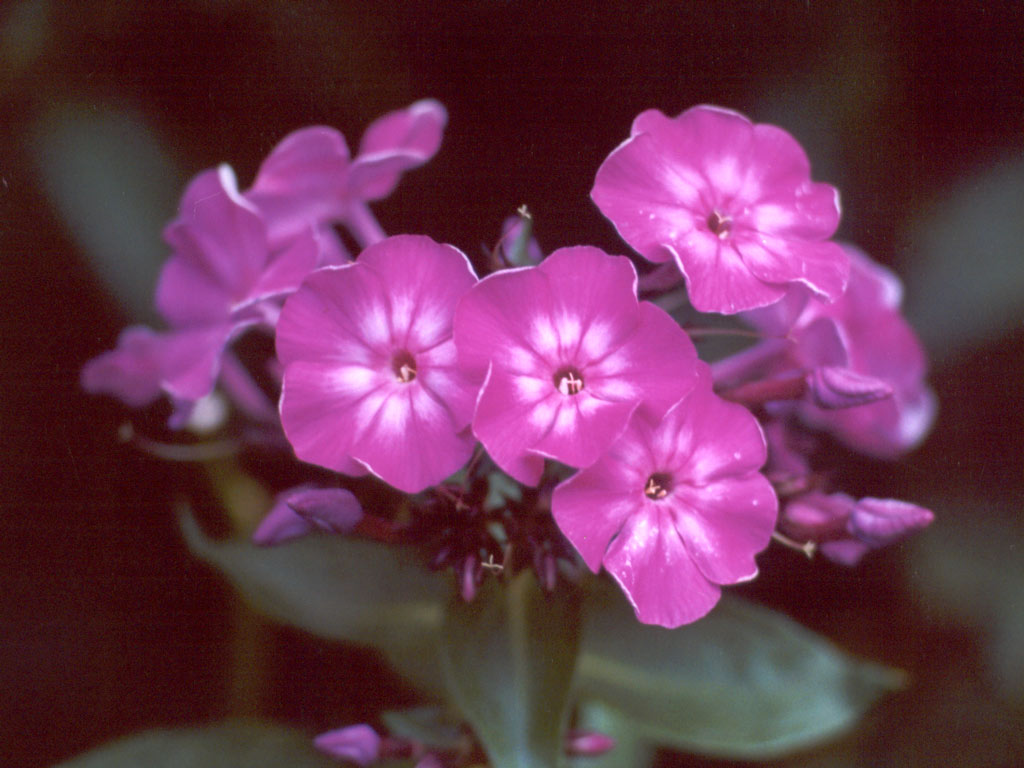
[313,724,381,766]
[565,729,616,757]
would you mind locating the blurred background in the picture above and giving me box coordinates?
[2,1,1023,766]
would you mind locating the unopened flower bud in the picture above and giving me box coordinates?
[314,723,381,766]
[565,729,616,757]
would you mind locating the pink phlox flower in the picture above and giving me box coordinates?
[591,105,849,314]
[245,99,447,249]
[252,485,364,546]
[277,235,479,493]
[734,244,936,458]
[781,491,934,566]
[82,164,321,418]
[314,724,381,766]
[453,245,700,486]
[552,366,778,628]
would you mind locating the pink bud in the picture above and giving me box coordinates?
[314,724,381,766]
[565,729,616,757]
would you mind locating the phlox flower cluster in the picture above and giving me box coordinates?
[83,100,936,645]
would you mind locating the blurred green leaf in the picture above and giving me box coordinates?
[53,720,333,768]
[574,582,902,759]
[182,513,448,695]
[905,157,1024,357]
[910,506,1024,704]
[439,572,581,768]
[31,103,181,322]
[381,706,464,751]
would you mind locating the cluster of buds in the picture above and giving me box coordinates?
[83,100,935,635]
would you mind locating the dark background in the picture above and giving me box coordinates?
[2,1,1023,766]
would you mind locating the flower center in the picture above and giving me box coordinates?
[706,210,732,238]
[553,366,585,396]
[644,473,673,500]
[391,350,417,383]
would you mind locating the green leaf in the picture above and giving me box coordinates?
[381,706,464,751]
[439,572,581,768]
[574,583,902,760]
[182,513,447,694]
[53,720,333,768]
[31,104,181,323]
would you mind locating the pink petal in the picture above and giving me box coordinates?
[359,99,447,155]
[819,539,871,566]
[603,505,723,628]
[246,126,351,244]
[286,486,364,533]
[417,339,478,428]
[782,492,854,541]
[735,235,849,304]
[746,179,841,240]
[552,456,647,572]
[159,166,269,325]
[668,474,777,585]
[586,302,699,417]
[471,366,556,485]
[667,235,788,314]
[359,235,477,353]
[454,266,553,376]
[249,227,320,301]
[660,367,770,483]
[155,256,236,326]
[591,131,701,263]
[278,359,382,474]
[530,391,639,469]
[348,99,448,201]
[350,384,475,493]
[80,326,165,407]
[276,263,386,366]
[537,247,640,336]
[160,322,255,403]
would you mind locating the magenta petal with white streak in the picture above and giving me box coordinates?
[552,368,777,628]
[277,235,478,493]
[454,245,699,485]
